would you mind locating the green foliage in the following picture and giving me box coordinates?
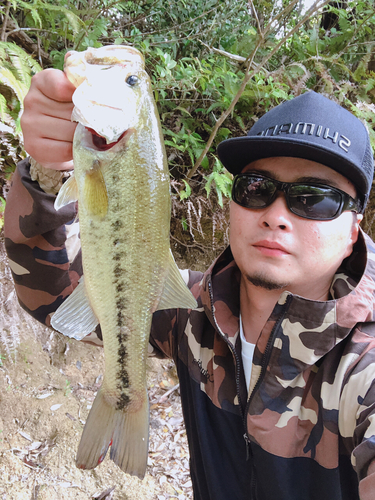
[164,126,207,168]
[181,217,188,231]
[1,0,375,209]
[64,380,72,396]
[0,41,41,135]
[0,196,6,231]
[179,180,192,201]
[204,158,233,209]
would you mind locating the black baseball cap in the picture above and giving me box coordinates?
[217,91,374,211]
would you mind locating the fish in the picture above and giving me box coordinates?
[51,45,197,479]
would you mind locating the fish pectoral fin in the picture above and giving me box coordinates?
[51,277,99,339]
[76,386,149,479]
[54,174,78,210]
[83,166,108,218]
[156,249,198,311]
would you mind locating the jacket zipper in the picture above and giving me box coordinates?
[245,294,292,413]
[208,277,256,495]
[207,279,245,419]
[244,294,292,499]
[208,276,292,498]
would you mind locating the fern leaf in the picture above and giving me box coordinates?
[0,94,8,122]
[0,66,28,105]
[1,42,42,76]
[204,173,214,197]
[216,186,224,208]
[179,180,192,200]
[34,3,84,33]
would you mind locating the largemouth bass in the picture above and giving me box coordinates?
[51,45,197,479]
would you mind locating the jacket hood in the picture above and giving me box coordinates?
[199,229,375,372]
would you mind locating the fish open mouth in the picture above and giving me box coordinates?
[85,127,131,151]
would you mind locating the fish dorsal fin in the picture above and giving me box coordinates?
[54,174,78,211]
[156,250,198,311]
[51,277,99,339]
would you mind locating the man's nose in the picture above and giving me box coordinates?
[259,193,293,230]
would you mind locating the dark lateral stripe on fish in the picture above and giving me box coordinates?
[116,392,131,410]
[111,220,124,230]
[106,215,131,402]
[116,330,131,410]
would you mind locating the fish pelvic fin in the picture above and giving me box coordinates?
[76,386,149,479]
[83,163,108,218]
[54,174,78,210]
[156,249,198,311]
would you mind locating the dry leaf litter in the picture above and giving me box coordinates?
[0,240,193,500]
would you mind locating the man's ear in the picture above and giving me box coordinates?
[347,213,363,257]
[354,213,363,234]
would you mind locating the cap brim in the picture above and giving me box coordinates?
[217,135,367,200]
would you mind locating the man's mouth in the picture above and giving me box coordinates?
[85,127,128,151]
[253,240,290,256]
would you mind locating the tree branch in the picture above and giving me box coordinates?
[5,27,57,40]
[74,0,122,50]
[4,18,51,65]
[186,41,262,180]
[186,0,332,180]
[333,9,375,61]
[248,0,263,40]
[1,1,11,42]
[198,40,246,63]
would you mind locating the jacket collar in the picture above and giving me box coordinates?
[199,229,375,369]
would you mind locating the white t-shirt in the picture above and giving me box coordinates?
[239,314,256,391]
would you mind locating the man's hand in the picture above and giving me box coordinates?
[21,68,77,171]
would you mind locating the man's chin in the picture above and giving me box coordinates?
[245,272,289,291]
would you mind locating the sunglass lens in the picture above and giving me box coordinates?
[288,186,341,219]
[233,176,275,208]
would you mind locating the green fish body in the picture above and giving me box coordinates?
[52,46,197,478]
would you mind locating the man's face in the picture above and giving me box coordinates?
[229,157,362,300]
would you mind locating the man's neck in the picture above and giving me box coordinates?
[239,275,331,345]
[239,277,282,344]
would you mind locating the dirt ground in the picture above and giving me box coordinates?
[0,237,205,500]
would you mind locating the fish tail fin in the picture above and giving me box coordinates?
[76,386,149,479]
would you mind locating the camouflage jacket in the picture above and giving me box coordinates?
[5,159,375,500]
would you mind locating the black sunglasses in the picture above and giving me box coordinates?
[232,173,361,221]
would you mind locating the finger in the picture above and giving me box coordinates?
[23,85,74,122]
[23,113,77,142]
[22,113,76,160]
[25,137,74,166]
[21,69,77,168]
[31,68,76,103]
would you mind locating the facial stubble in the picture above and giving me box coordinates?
[245,272,290,291]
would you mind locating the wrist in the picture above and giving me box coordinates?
[29,157,73,195]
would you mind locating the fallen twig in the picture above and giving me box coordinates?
[151,383,180,404]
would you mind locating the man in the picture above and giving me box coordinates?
[4,69,375,500]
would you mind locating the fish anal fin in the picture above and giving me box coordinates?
[83,165,108,218]
[51,277,99,339]
[156,250,198,311]
[76,386,149,479]
[54,174,78,211]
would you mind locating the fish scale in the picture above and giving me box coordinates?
[51,45,197,478]
[78,151,168,407]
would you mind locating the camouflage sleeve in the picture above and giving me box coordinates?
[4,159,202,351]
[4,159,80,323]
[148,269,203,360]
[339,343,375,499]
[353,376,375,499]
[4,158,105,346]
[359,461,375,500]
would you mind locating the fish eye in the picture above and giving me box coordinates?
[126,75,139,86]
